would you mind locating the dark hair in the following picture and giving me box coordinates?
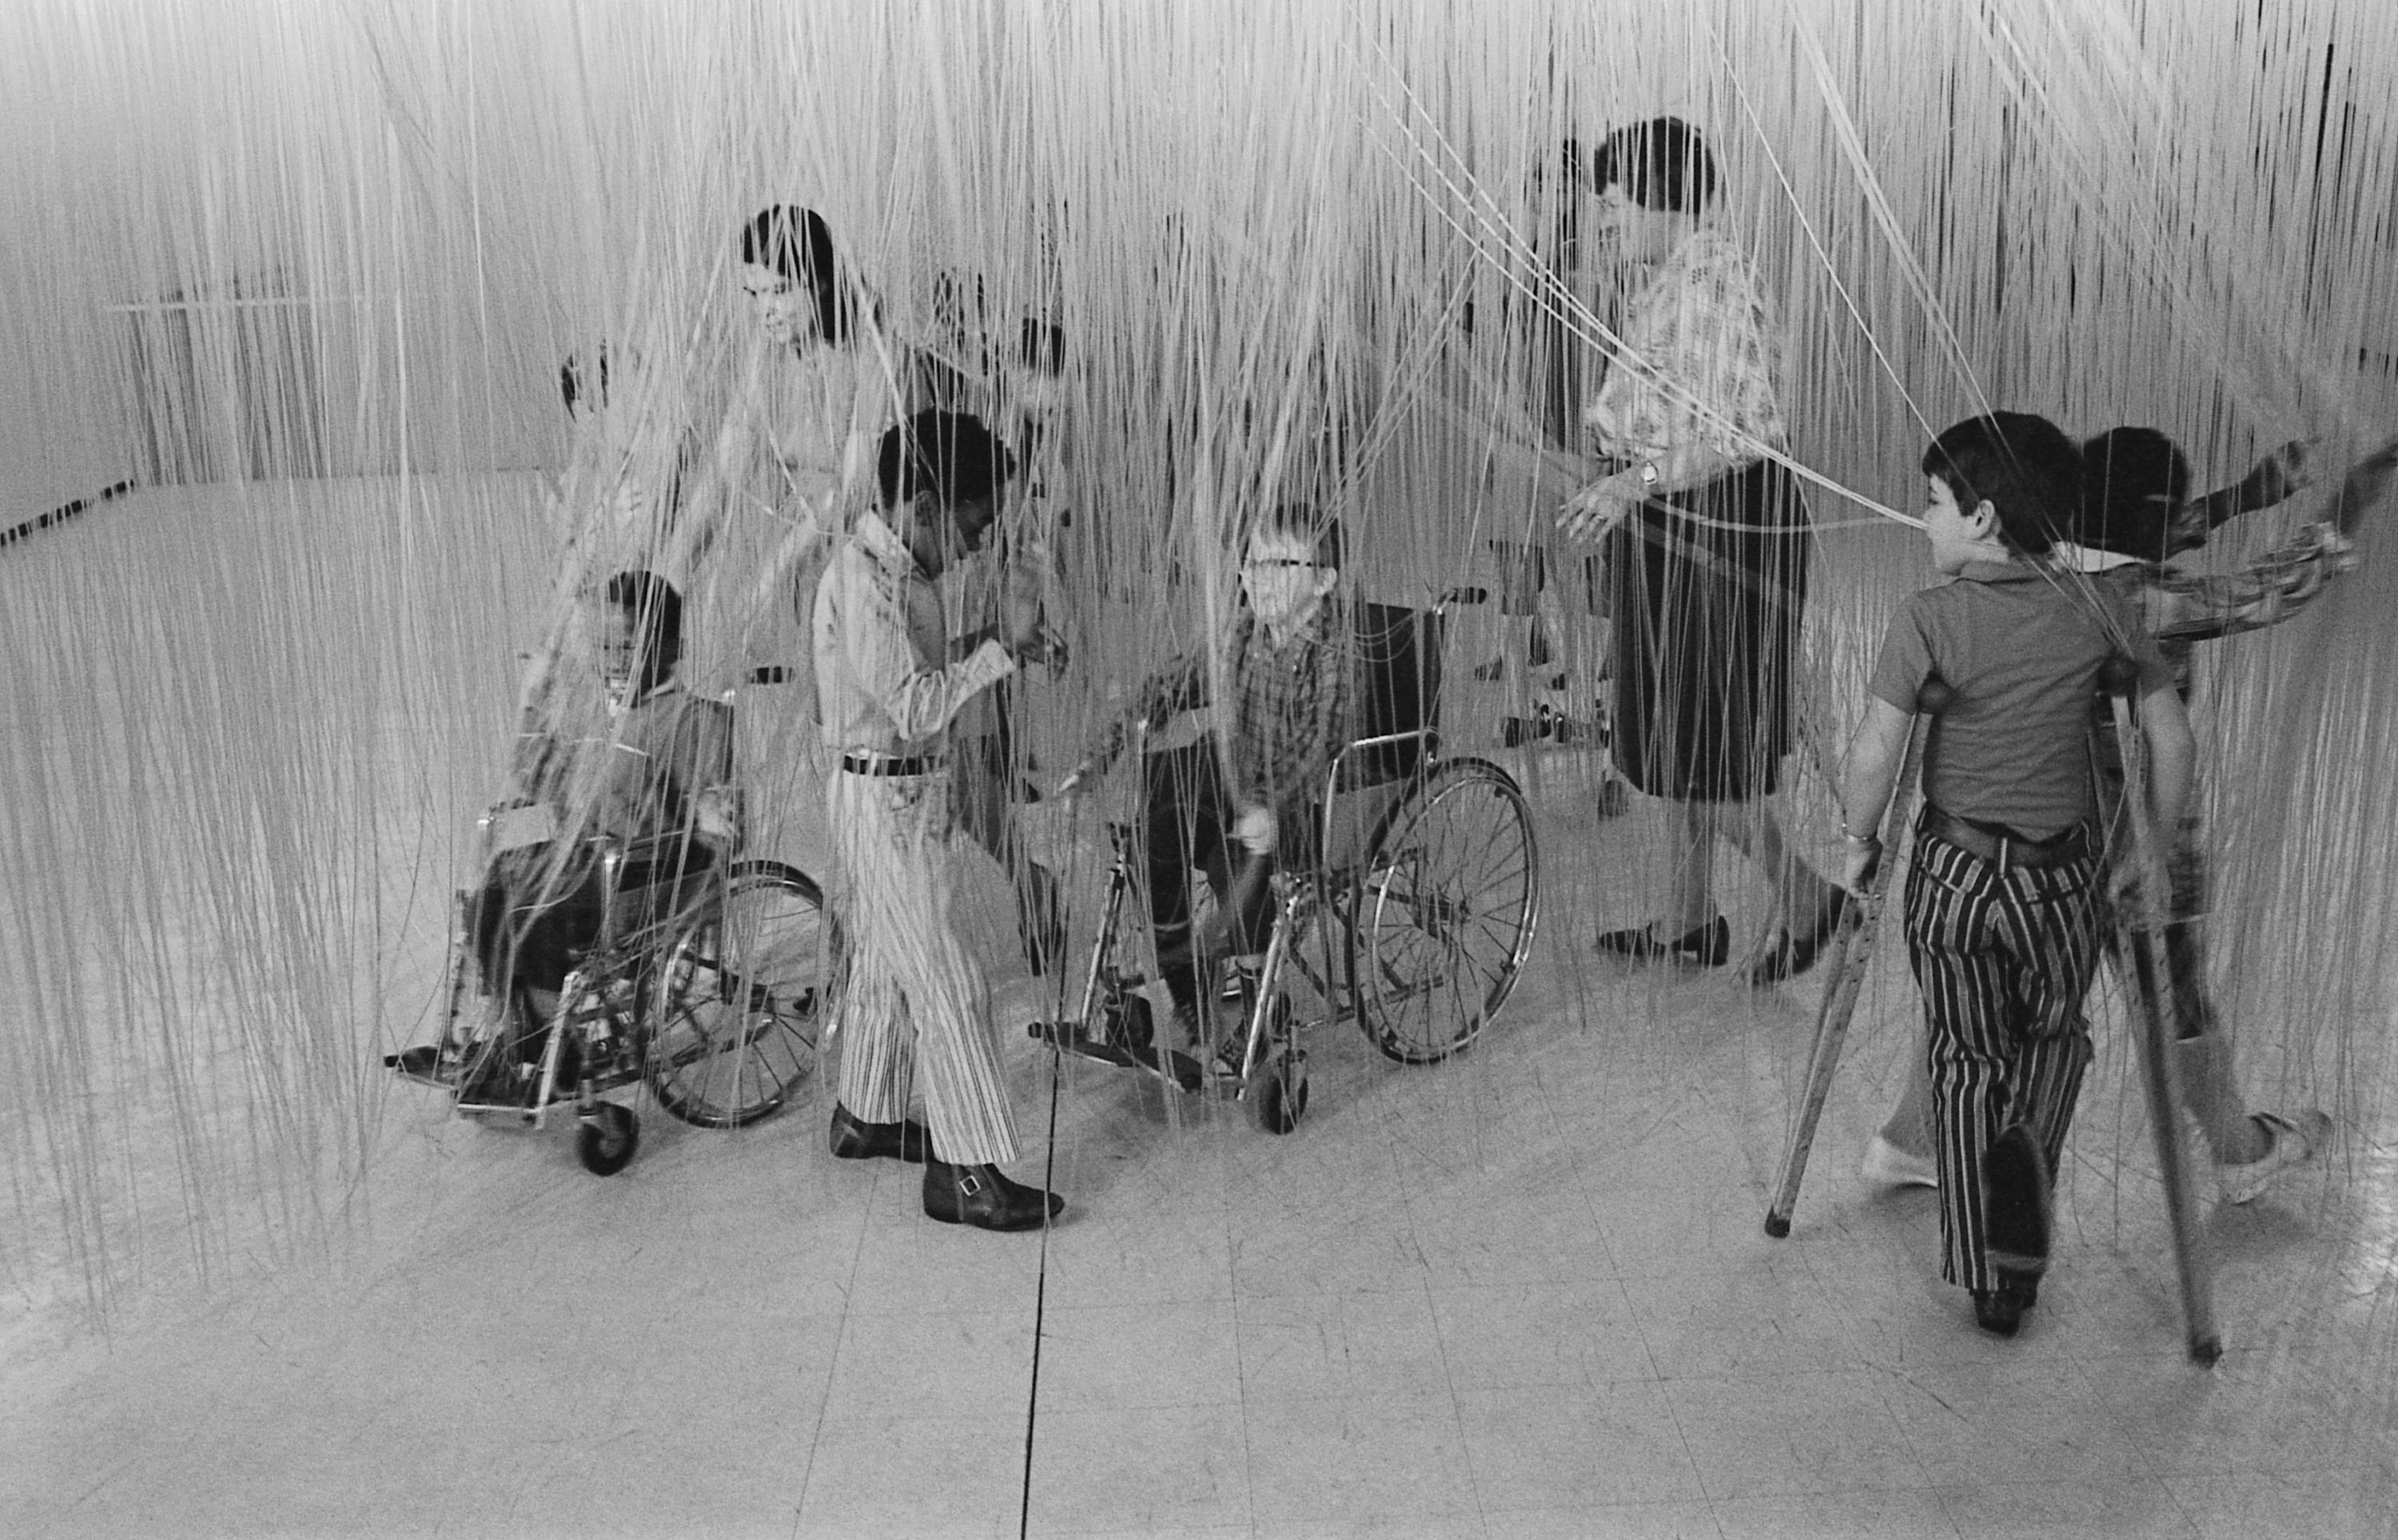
[739,205,850,344]
[1591,117,1718,213]
[1922,413,2084,556]
[876,410,1016,509]
[559,346,609,416]
[1249,501,1344,571]
[1018,316,1066,376]
[2077,427,2191,561]
[602,571,684,692]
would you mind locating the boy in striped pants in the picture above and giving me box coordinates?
[813,411,1065,1231]
[1839,413,2193,1336]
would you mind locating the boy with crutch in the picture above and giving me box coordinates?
[1839,412,2194,1336]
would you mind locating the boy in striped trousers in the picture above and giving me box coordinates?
[1839,413,2193,1336]
[813,411,1066,1231]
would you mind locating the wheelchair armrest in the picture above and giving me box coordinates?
[1328,727,1436,794]
[480,801,560,854]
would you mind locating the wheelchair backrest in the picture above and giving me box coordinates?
[1340,602,1443,790]
[1317,603,1443,875]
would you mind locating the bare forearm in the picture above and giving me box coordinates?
[2141,689,2197,830]
[1838,698,1915,838]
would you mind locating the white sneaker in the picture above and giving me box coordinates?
[2218,1109,2332,1205]
[1860,1133,1938,1189]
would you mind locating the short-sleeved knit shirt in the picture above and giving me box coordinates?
[1869,561,2171,840]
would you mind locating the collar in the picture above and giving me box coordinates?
[855,508,923,579]
[1953,559,2045,585]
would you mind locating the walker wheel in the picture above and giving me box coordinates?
[577,1102,639,1176]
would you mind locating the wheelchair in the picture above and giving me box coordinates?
[393,710,830,1176]
[1031,595,1540,1132]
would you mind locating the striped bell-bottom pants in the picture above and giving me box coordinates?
[827,766,1021,1167]
[1902,830,2105,1293]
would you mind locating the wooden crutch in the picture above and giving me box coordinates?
[1766,679,1950,1238]
[2104,663,2222,1363]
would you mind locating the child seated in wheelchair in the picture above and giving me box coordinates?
[396,571,736,1100]
[1117,504,1355,1063]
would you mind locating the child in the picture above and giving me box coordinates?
[1862,431,2396,1201]
[1840,413,2194,1337]
[1117,503,1355,1062]
[813,410,1063,1232]
[392,572,735,1098]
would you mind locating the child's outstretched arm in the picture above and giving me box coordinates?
[2139,681,2196,832]
[2185,437,2313,535]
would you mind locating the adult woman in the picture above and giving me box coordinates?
[676,207,912,698]
[677,208,913,870]
[1559,117,1840,983]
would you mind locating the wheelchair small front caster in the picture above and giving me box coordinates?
[1249,1051,1309,1135]
[577,1101,639,1176]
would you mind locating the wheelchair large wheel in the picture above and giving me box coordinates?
[1349,758,1539,1064]
[648,861,828,1128]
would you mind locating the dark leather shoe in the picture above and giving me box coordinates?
[388,1045,448,1081]
[829,1102,930,1163]
[1748,890,1851,985]
[1982,1123,2053,1280]
[1973,1286,2026,1337]
[922,1158,1063,1231]
[1597,916,1729,966]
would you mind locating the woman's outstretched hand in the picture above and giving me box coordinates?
[1560,470,1645,544]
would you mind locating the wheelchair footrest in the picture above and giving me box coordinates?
[1029,1017,1144,1068]
[385,1045,462,1088]
[1030,1017,1213,1092]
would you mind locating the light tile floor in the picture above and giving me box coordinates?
[2,763,2393,1539]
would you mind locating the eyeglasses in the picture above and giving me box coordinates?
[1243,558,1320,571]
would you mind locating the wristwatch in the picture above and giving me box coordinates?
[1638,461,1660,492]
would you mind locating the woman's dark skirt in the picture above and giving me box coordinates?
[1604,458,1810,804]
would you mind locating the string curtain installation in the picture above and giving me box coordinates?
[2,0,2393,1324]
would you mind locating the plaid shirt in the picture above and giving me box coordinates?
[2072,521,2356,692]
[1583,223,1787,465]
[1144,600,1353,811]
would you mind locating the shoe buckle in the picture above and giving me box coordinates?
[958,1171,985,1197]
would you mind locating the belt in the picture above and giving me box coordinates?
[840,751,944,778]
[1920,806,2095,870]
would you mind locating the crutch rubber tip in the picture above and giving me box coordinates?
[1763,1212,1792,1239]
[2190,1335,2223,1366]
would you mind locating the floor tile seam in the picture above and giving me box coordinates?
[1328,1268,1486,1530]
[1705,1491,1966,1540]
[1646,1362,1813,1508]
[1924,1473,2212,1530]
[1660,1374,1952,1502]
[1221,1244,1268,1539]
[1602,1274,1699,1386]
[790,1159,926,1518]
[2145,1466,2236,1538]
[1855,1359,2147,1486]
